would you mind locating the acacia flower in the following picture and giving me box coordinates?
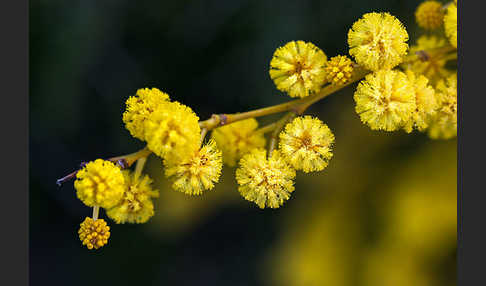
[211,118,266,166]
[403,71,437,133]
[164,139,223,195]
[427,74,457,139]
[415,1,444,30]
[78,217,110,250]
[324,55,354,85]
[444,2,457,48]
[106,171,159,224]
[269,40,328,98]
[354,70,416,131]
[123,87,170,141]
[279,116,335,173]
[348,12,409,71]
[74,159,125,209]
[144,101,201,162]
[236,149,296,209]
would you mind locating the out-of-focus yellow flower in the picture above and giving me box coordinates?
[279,116,334,173]
[403,71,437,133]
[444,2,457,48]
[144,101,201,162]
[354,69,416,131]
[427,74,457,139]
[165,139,223,195]
[348,12,409,71]
[74,159,125,209]
[123,87,170,141]
[106,171,159,224]
[236,149,296,209]
[415,1,444,30]
[269,40,328,98]
[324,55,354,85]
[211,118,266,167]
[78,217,110,250]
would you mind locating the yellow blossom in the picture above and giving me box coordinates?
[324,55,355,85]
[106,171,159,224]
[415,1,444,30]
[144,101,201,162]
[236,149,296,209]
[403,71,438,133]
[427,74,457,139]
[74,159,125,209]
[164,139,223,195]
[210,118,266,166]
[444,2,457,48]
[279,116,335,173]
[123,87,170,141]
[354,70,416,131]
[78,217,110,250]
[348,12,409,71]
[269,40,328,98]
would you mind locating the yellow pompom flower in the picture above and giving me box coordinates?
[164,139,223,195]
[415,1,444,30]
[106,171,159,224]
[354,70,416,131]
[403,71,438,133]
[269,40,328,98]
[210,118,266,167]
[427,74,457,139]
[324,55,355,85]
[74,159,125,209]
[444,2,457,48]
[78,217,110,250]
[144,101,201,162]
[279,116,335,173]
[236,149,296,209]
[123,87,170,141]
[348,12,409,71]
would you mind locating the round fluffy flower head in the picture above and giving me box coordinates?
[144,101,201,162]
[354,69,416,131]
[348,12,409,71]
[236,149,296,209]
[74,159,125,209]
[427,74,457,139]
[123,87,170,141]
[106,171,159,224]
[415,1,444,30]
[279,116,335,173]
[211,118,266,166]
[324,55,355,85]
[78,217,110,250]
[444,2,457,48]
[269,40,328,98]
[403,71,438,133]
[164,139,223,195]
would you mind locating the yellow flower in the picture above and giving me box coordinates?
[164,139,223,195]
[348,12,409,71]
[279,116,335,173]
[78,217,110,250]
[354,70,416,131]
[236,149,296,209]
[269,40,328,98]
[123,87,170,141]
[415,1,444,30]
[403,71,438,133]
[106,171,159,224]
[210,118,266,166]
[427,74,457,139]
[144,101,201,162]
[444,2,457,48]
[324,55,355,85]
[74,159,125,209]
